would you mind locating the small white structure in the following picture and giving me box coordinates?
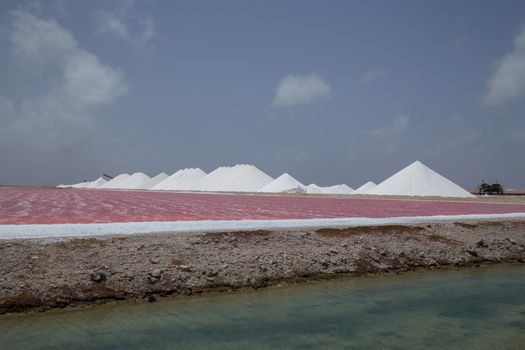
[367,161,475,198]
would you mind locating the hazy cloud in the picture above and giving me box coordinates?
[364,115,410,141]
[360,67,386,84]
[9,10,75,63]
[485,26,525,105]
[274,73,332,107]
[511,126,525,141]
[454,35,470,48]
[348,115,411,161]
[1,10,128,150]
[94,0,155,47]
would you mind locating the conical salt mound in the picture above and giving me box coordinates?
[352,181,376,194]
[86,177,107,189]
[258,173,306,193]
[116,172,152,189]
[194,164,273,192]
[367,161,475,198]
[143,172,169,189]
[70,181,92,188]
[306,184,324,194]
[152,168,207,191]
[100,173,130,189]
[322,184,354,194]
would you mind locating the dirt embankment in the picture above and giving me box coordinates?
[1,220,524,314]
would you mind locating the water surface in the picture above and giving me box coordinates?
[1,265,524,349]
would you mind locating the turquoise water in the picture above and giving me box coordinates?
[1,265,525,349]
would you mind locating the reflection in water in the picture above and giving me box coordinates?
[1,265,525,349]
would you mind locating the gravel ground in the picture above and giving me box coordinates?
[1,219,524,314]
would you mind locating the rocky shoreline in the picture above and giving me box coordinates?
[1,219,524,314]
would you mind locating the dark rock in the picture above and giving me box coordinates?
[368,254,381,263]
[205,270,218,278]
[333,267,350,273]
[476,239,488,248]
[90,272,106,283]
[147,295,157,302]
[147,276,159,284]
[506,238,517,245]
[55,297,67,308]
[466,249,479,257]
[178,265,191,272]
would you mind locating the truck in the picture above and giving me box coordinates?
[478,181,504,195]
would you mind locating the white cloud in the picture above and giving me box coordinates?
[96,11,130,39]
[454,35,470,48]
[365,115,409,140]
[94,1,155,47]
[274,73,332,107]
[485,26,525,105]
[62,51,127,109]
[9,11,75,62]
[0,11,128,150]
[360,67,386,84]
[348,115,410,160]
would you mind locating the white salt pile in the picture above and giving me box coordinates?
[367,161,475,198]
[70,181,92,188]
[142,172,169,190]
[152,168,207,191]
[86,177,107,189]
[352,181,376,194]
[305,184,324,194]
[116,172,152,190]
[322,184,354,194]
[258,173,306,193]
[99,173,130,189]
[195,164,273,192]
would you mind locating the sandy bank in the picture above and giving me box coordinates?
[1,219,524,314]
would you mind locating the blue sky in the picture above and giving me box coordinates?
[1,0,524,188]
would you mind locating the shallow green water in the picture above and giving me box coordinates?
[1,266,525,349]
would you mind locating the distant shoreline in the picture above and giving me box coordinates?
[1,219,524,315]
